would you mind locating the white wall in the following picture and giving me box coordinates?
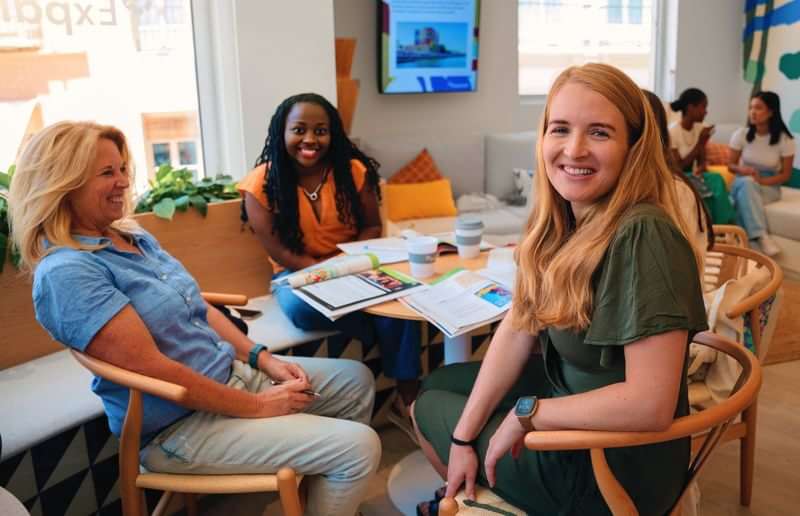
[333,0,751,148]
[673,0,752,125]
[235,1,338,167]
[194,0,338,177]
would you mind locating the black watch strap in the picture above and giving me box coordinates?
[451,434,477,447]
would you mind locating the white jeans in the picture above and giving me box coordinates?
[140,357,381,516]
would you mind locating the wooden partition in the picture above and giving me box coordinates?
[0,200,272,369]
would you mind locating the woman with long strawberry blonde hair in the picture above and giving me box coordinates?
[412,64,708,515]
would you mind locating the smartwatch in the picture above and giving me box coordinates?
[514,396,539,432]
[248,343,269,369]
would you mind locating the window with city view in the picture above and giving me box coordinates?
[0,0,204,193]
[518,0,657,96]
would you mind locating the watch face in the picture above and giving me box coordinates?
[515,397,535,416]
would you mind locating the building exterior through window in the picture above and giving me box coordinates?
[0,0,204,193]
[518,0,658,96]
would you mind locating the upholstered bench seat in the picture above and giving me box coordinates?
[0,349,102,461]
[244,294,339,353]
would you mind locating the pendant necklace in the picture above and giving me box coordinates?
[301,169,329,202]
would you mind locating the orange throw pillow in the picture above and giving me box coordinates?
[705,142,731,166]
[388,148,444,184]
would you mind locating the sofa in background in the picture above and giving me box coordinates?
[362,132,538,243]
[711,124,800,280]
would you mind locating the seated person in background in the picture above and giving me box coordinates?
[669,87,734,224]
[9,121,380,516]
[412,64,707,515]
[239,93,422,437]
[727,91,796,256]
[644,89,714,270]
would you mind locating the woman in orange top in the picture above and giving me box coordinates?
[239,93,421,438]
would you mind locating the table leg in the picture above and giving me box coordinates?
[444,333,471,365]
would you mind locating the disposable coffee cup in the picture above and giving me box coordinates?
[455,216,484,259]
[407,236,438,278]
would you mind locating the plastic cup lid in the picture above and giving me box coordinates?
[456,215,484,230]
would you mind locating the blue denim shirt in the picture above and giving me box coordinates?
[33,230,234,444]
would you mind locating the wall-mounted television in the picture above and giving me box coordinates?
[378,0,481,94]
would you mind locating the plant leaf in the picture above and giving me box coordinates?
[153,198,176,220]
[0,172,9,189]
[156,164,173,182]
[174,195,190,211]
[189,195,207,217]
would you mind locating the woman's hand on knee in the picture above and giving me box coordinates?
[445,444,479,501]
[254,379,315,417]
[484,410,527,488]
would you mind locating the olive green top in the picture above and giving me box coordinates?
[541,203,708,514]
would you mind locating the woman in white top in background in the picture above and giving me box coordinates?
[669,88,735,225]
[728,91,796,256]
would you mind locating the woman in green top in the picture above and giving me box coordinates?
[412,63,708,516]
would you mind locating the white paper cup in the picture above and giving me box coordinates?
[407,236,438,278]
[455,216,485,259]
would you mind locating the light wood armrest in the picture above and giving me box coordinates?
[710,244,782,318]
[201,292,249,306]
[524,332,761,451]
[70,349,188,403]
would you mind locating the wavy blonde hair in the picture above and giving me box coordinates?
[9,121,138,272]
[512,63,699,334]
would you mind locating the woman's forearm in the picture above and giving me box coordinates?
[143,354,263,417]
[531,331,686,432]
[452,313,538,440]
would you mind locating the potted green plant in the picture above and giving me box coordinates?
[0,165,19,272]
[135,164,240,220]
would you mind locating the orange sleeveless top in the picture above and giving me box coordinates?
[238,159,368,263]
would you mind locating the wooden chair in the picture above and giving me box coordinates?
[438,331,763,516]
[690,243,782,507]
[70,292,304,516]
[704,225,749,291]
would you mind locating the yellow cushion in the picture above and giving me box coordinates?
[388,148,444,184]
[706,165,735,189]
[383,179,457,221]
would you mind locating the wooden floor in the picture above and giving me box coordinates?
[764,279,800,365]
[201,359,800,515]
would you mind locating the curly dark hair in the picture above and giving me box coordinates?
[251,93,381,254]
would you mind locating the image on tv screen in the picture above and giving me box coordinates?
[379,0,480,94]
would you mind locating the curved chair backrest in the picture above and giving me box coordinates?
[707,243,782,361]
[438,332,762,516]
[705,225,749,291]
[521,331,762,516]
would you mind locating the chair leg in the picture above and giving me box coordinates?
[276,468,303,516]
[184,493,198,516]
[740,402,758,506]
[151,491,174,516]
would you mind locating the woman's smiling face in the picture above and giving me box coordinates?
[542,82,630,219]
[283,102,331,174]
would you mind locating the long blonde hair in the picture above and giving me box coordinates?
[9,121,138,272]
[512,63,698,334]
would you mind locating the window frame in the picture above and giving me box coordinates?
[517,0,670,104]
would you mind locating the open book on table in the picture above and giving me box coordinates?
[400,268,512,338]
[275,254,427,320]
[337,234,494,265]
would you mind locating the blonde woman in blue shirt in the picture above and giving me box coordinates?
[9,121,380,516]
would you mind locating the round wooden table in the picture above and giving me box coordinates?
[365,251,490,364]
[370,251,494,515]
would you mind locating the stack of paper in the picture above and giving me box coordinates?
[401,268,512,338]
